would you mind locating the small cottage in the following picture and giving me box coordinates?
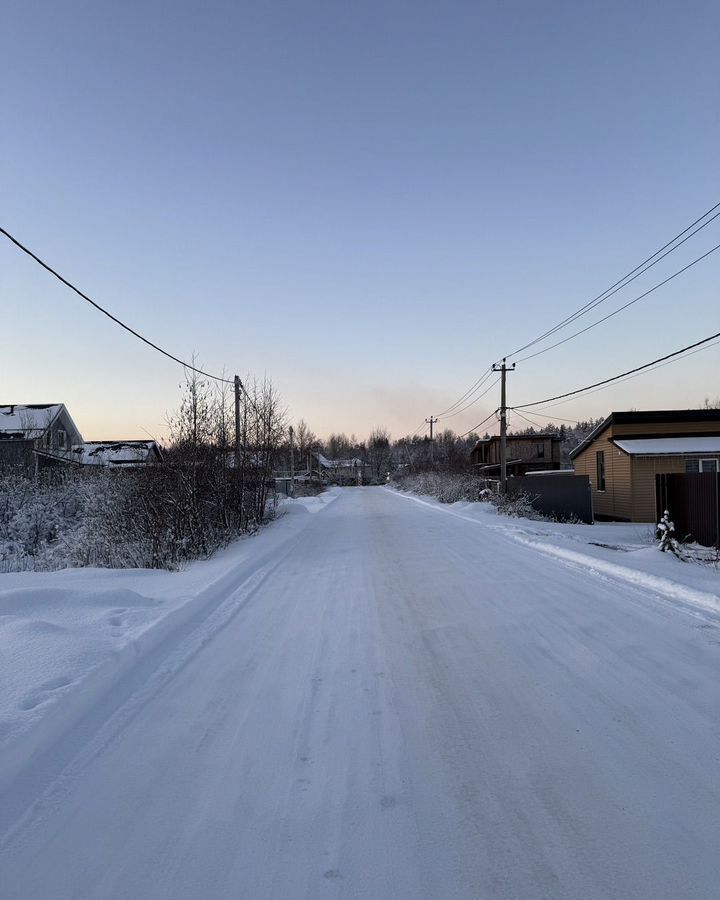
[570,409,720,521]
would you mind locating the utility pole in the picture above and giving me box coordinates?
[234,375,241,472]
[289,425,295,498]
[492,358,515,493]
[425,416,438,465]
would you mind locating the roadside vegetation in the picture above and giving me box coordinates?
[0,373,286,572]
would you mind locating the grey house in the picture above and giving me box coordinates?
[0,404,83,475]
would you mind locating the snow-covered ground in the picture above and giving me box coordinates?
[0,489,340,791]
[392,488,720,615]
[1,486,719,899]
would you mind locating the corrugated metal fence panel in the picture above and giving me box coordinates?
[655,473,720,548]
[508,474,594,524]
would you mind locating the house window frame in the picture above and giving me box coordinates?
[699,458,719,473]
[56,428,67,450]
[596,450,606,492]
[536,442,545,459]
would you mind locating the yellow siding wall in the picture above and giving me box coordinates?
[631,457,685,522]
[573,432,632,519]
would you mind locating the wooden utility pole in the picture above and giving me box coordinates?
[234,375,241,472]
[425,416,438,465]
[492,358,515,493]
[289,425,295,498]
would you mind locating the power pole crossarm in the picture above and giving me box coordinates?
[491,358,515,493]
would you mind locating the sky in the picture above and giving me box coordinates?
[2,0,719,442]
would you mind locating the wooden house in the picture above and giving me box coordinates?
[0,404,83,475]
[470,433,562,476]
[570,409,720,521]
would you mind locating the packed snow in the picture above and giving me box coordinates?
[1,486,718,899]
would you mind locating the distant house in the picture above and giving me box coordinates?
[0,404,83,475]
[0,404,162,475]
[313,452,371,485]
[470,433,562,476]
[570,409,720,521]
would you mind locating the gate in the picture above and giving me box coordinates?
[655,473,720,548]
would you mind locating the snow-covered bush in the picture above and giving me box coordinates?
[392,472,549,521]
[393,472,494,504]
[492,490,543,520]
[0,468,136,572]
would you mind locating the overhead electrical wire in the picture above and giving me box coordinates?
[0,225,244,391]
[522,335,720,413]
[509,408,556,431]
[516,240,720,363]
[438,376,501,420]
[435,367,494,418]
[504,199,720,360]
[507,407,584,425]
[458,408,500,439]
[428,200,720,426]
[511,329,720,410]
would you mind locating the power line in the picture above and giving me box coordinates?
[1,225,242,390]
[511,329,720,410]
[526,335,720,412]
[430,200,720,428]
[435,367,493,418]
[505,199,720,359]
[510,408,565,430]
[508,407,582,424]
[438,376,501,419]
[458,408,500,439]
[516,240,720,363]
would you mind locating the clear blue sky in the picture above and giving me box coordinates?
[2,1,719,441]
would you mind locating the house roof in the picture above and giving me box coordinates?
[316,453,365,469]
[34,441,161,467]
[569,409,720,460]
[0,404,64,438]
[613,437,720,456]
[74,441,162,466]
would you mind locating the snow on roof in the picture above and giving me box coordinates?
[75,441,160,466]
[614,437,720,456]
[316,454,365,469]
[0,404,63,437]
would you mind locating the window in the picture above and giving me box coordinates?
[596,450,606,491]
[687,458,719,473]
[56,429,66,450]
[536,443,545,459]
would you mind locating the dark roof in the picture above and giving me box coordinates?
[569,409,720,459]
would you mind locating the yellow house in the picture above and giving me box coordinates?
[570,410,720,521]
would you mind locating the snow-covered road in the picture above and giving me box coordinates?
[2,487,719,899]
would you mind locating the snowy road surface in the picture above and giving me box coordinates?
[2,487,719,899]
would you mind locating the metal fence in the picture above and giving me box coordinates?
[655,472,720,548]
[507,474,593,524]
